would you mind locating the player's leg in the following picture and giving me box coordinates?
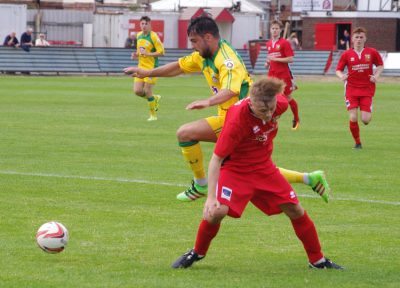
[281,202,343,269]
[278,168,329,203]
[172,204,228,269]
[173,169,249,268]
[143,79,158,121]
[176,116,221,202]
[360,96,372,125]
[133,78,145,97]
[348,108,362,149]
[346,95,362,149]
[284,78,300,130]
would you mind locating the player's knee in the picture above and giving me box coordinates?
[361,117,371,125]
[176,125,192,142]
[281,203,304,220]
[349,115,358,122]
[133,88,145,97]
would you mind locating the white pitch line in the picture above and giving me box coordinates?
[1,170,399,206]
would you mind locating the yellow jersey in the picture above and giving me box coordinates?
[178,39,252,117]
[136,31,164,70]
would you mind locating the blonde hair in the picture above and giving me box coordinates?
[250,77,284,103]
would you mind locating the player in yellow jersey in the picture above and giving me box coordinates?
[131,16,165,121]
[124,16,330,202]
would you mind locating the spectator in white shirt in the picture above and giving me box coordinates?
[35,33,50,47]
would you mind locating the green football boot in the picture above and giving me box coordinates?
[177,180,208,202]
[308,170,330,203]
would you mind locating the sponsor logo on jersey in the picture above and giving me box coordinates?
[224,59,234,70]
[221,186,232,201]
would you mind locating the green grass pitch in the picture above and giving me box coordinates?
[0,75,399,287]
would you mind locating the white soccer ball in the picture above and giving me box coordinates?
[36,221,69,254]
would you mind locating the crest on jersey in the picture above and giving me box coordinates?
[276,44,281,50]
[253,126,260,133]
[365,54,371,62]
[224,59,234,70]
[211,74,218,83]
[350,57,355,62]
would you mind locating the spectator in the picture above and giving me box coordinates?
[20,27,34,52]
[35,33,50,47]
[287,32,301,51]
[124,32,137,49]
[3,32,20,47]
[338,29,350,50]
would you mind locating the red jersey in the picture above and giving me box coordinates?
[266,38,294,79]
[214,95,288,173]
[336,47,383,97]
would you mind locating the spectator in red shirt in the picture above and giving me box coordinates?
[172,77,343,270]
[265,20,300,130]
[336,27,384,149]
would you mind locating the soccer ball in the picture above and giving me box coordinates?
[36,221,69,253]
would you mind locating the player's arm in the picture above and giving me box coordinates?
[186,89,237,110]
[336,54,348,81]
[268,55,293,64]
[370,65,384,83]
[123,61,183,78]
[203,153,223,218]
[335,70,348,81]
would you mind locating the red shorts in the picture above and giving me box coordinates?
[216,167,299,218]
[344,95,373,112]
[282,77,297,97]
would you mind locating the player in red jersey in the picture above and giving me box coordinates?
[265,20,300,130]
[172,78,343,270]
[336,27,384,149]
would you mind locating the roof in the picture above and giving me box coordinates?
[151,0,265,14]
[179,7,235,22]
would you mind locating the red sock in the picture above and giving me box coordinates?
[349,121,361,145]
[288,99,299,122]
[194,219,221,256]
[291,211,324,263]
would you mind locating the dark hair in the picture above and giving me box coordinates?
[140,16,151,22]
[187,16,220,38]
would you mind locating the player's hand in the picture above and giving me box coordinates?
[267,55,275,62]
[264,61,270,68]
[340,74,348,81]
[369,74,378,83]
[203,198,220,219]
[123,67,149,78]
[186,99,210,110]
[130,52,138,60]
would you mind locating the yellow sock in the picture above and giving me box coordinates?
[278,167,304,184]
[180,142,206,179]
[147,97,156,116]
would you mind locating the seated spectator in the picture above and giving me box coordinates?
[20,27,34,52]
[125,32,137,49]
[3,32,19,47]
[35,33,50,47]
